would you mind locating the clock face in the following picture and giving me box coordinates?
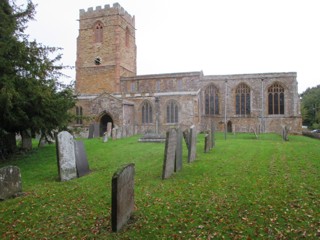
[94,57,101,65]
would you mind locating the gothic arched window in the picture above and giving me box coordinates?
[166,100,179,123]
[268,83,285,115]
[235,83,251,115]
[204,84,219,115]
[76,106,83,124]
[94,22,103,43]
[141,101,153,124]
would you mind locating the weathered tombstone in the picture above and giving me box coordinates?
[210,121,215,148]
[112,163,135,232]
[117,128,122,139]
[175,128,183,172]
[188,125,197,163]
[0,166,22,200]
[74,141,90,177]
[56,131,77,181]
[88,124,94,139]
[93,123,100,138]
[21,130,32,151]
[162,129,177,179]
[183,129,190,150]
[107,122,112,137]
[112,128,117,140]
[282,125,290,141]
[103,132,108,143]
[204,130,211,153]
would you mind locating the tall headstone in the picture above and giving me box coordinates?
[204,130,211,153]
[56,131,77,181]
[74,141,90,177]
[0,166,22,200]
[162,129,177,179]
[282,125,290,141]
[183,129,190,150]
[93,123,100,138]
[112,163,135,232]
[21,130,32,151]
[88,124,94,139]
[175,128,183,172]
[107,122,112,137]
[187,125,197,163]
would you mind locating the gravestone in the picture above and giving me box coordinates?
[56,131,77,181]
[175,128,183,172]
[162,129,177,179]
[103,132,108,143]
[187,125,197,163]
[107,122,112,137]
[204,130,211,153]
[210,121,215,148]
[74,141,90,177]
[112,128,117,140]
[0,166,22,200]
[282,125,290,141]
[93,123,100,138]
[112,163,135,232]
[21,130,32,150]
[88,124,94,139]
[183,129,190,150]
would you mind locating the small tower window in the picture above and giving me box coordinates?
[94,22,103,43]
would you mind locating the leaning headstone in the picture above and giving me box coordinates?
[210,121,215,148]
[162,129,177,179]
[88,124,94,139]
[175,128,183,172]
[188,125,197,163]
[112,163,135,232]
[0,166,22,200]
[56,131,77,181]
[74,141,90,177]
[107,122,112,137]
[183,129,190,150]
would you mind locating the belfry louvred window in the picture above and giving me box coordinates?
[268,83,285,115]
[95,22,103,43]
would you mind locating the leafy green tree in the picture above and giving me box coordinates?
[300,85,320,129]
[0,0,76,156]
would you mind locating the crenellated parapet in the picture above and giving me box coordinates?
[79,2,135,27]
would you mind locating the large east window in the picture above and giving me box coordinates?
[268,83,285,115]
[235,83,251,115]
[204,84,219,115]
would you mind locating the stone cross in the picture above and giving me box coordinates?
[112,163,135,232]
[0,166,22,200]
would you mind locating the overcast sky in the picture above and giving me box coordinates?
[23,0,320,93]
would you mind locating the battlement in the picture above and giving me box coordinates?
[79,2,135,26]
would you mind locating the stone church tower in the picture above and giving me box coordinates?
[75,3,136,94]
[74,3,302,138]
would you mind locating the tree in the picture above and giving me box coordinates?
[300,85,320,129]
[0,0,76,157]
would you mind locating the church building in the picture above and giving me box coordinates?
[74,3,302,137]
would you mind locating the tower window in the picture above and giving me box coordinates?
[94,57,101,65]
[94,22,103,43]
[235,83,251,115]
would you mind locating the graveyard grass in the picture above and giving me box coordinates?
[0,133,319,239]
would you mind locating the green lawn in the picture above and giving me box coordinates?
[0,133,319,239]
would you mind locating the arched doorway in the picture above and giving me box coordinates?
[227,121,232,133]
[100,113,113,137]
